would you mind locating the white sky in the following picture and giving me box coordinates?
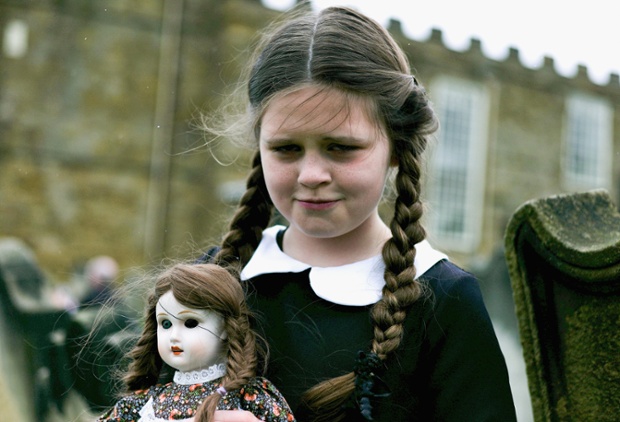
[262,0,619,86]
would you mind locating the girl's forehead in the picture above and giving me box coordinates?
[261,86,382,139]
[156,290,210,319]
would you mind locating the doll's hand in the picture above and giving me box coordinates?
[214,410,260,421]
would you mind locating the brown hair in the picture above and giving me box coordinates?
[121,263,258,422]
[211,6,437,421]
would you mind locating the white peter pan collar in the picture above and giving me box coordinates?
[240,225,448,306]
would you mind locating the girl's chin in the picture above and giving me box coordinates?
[291,225,347,240]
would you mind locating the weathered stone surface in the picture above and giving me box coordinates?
[505,190,620,421]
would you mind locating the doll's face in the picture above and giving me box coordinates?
[156,291,227,372]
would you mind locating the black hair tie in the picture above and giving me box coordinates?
[352,350,392,421]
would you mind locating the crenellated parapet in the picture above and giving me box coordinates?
[387,19,620,97]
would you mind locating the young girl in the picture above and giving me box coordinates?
[201,5,517,422]
[97,263,295,422]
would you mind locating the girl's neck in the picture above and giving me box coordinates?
[282,214,391,267]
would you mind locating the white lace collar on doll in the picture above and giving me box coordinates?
[173,362,226,385]
[240,225,448,306]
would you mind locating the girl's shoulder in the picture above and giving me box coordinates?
[417,259,493,329]
[420,260,482,301]
[422,259,479,292]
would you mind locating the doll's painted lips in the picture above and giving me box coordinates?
[171,346,183,355]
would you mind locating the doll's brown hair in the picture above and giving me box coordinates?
[122,263,258,422]
[209,6,438,421]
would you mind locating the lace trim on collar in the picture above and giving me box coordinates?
[173,362,226,385]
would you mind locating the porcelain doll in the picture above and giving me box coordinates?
[98,263,295,422]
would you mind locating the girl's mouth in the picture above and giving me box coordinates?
[171,346,183,355]
[297,199,338,211]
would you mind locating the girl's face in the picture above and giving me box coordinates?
[156,291,226,372]
[259,86,393,245]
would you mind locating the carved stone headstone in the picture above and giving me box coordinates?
[505,189,620,421]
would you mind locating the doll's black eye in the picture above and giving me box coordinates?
[184,319,199,329]
[161,319,172,329]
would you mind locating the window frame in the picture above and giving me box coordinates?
[562,93,613,190]
[426,76,490,253]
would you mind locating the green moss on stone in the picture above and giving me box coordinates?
[557,301,620,421]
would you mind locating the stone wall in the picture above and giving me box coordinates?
[0,0,278,280]
[390,23,620,261]
[1,0,619,280]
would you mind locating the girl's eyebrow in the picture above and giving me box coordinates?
[263,135,367,144]
[326,135,366,143]
[261,136,292,144]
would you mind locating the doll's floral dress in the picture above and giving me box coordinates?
[98,363,295,421]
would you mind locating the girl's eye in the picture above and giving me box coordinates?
[184,319,199,329]
[161,319,172,329]
[329,143,358,152]
[272,144,300,153]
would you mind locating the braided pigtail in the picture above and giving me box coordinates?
[199,308,259,421]
[121,291,162,392]
[371,85,436,359]
[214,151,273,270]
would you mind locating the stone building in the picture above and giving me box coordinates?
[1,0,618,281]
[396,23,620,264]
[0,0,278,281]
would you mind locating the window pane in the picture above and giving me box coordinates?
[427,78,489,252]
[564,95,612,189]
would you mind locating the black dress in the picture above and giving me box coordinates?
[220,226,517,421]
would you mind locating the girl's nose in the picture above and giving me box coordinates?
[298,153,331,188]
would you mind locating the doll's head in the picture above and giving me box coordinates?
[155,289,227,373]
[122,263,259,420]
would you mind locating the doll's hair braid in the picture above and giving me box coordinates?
[122,291,162,391]
[200,286,259,421]
[222,313,259,388]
